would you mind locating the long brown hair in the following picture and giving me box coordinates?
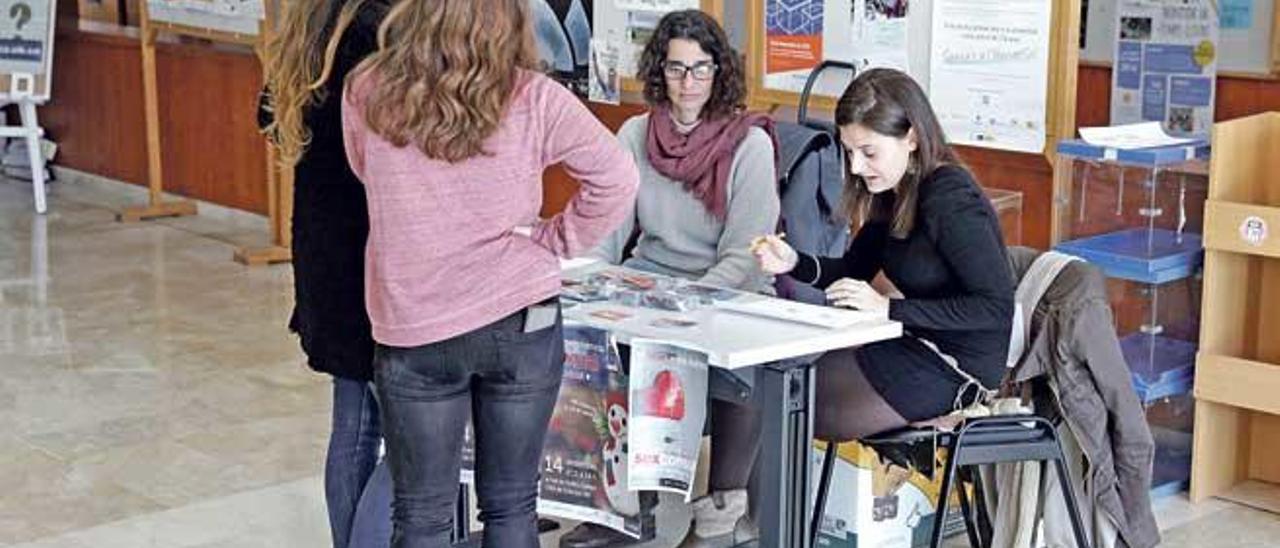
[835,68,960,238]
[263,0,372,166]
[350,0,538,163]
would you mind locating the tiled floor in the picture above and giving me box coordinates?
[2,173,1279,547]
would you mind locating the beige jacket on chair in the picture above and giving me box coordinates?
[983,247,1160,548]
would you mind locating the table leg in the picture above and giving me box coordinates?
[755,361,815,548]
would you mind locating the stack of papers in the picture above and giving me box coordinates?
[716,298,879,329]
[1078,122,1198,150]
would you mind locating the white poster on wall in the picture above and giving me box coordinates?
[593,0,699,82]
[1109,0,1218,137]
[146,0,265,35]
[850,0,911,73]
[928,0,1051,153]
[589,38,623,104]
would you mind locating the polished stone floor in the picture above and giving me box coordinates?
[2,173,1278,547]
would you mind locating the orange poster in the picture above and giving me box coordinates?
[764,0,824,92]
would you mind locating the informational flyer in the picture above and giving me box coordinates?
[460,324,643,537]
[626,339,709,499]
[537,324,644,537]
[1221,0,1252,30]
[589,38,622,104]
[1109,0,1218,137]
[763,0,826,94]
[850,0,910,73]
[928,0,1052,153]
[146,0,264,35]
[592,0,698,82]
[0,0,52,75]
[615,0,696,10]
[761,0,923,97]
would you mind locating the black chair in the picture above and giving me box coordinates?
[811,415,1093,548]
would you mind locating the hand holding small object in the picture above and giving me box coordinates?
[750,233,797,274]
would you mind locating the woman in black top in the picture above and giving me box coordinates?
[261,1,390,546]
[753,68,1013,440]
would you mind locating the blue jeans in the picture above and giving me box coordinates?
[375,301,564,548]
[350,460,393,548]
[327,377,385,548]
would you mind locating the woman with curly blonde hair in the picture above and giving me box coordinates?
[260,1,391,546]
[342,1,639,546]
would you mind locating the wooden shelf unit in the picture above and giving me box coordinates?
[1191,112,1280,513]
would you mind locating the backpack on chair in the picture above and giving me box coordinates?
[774,61,857,304]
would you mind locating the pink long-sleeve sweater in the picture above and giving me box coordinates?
[342,71,639,347]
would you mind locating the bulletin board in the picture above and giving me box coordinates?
[748,0,935,105]
[1082,0,1280,78]
[745,0,1082,158]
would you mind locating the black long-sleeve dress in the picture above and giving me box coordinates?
[279,3,387,382]
[790,165,1014,420]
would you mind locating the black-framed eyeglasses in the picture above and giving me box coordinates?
[663,61,718,81]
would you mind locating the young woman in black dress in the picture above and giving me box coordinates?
[754,68,1014,441]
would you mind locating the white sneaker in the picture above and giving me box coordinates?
[675,490,756,548]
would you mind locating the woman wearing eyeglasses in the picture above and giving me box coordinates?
[567,9,779,548]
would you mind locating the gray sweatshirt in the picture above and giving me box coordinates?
[590,113,780,293]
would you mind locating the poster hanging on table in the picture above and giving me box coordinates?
[625,339,709,499]
[459,324,645,538]
[927,0,1052,153]
[537,324,645,537]
[1109,0,1218,137]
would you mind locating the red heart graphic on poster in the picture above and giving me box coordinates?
[644,370,685,420]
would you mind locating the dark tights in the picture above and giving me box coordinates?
[813,346,908,443]
[709,398,761,491]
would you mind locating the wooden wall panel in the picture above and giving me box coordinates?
[153,43,267,214]
[957,148,1054,249]
[43,28,148,187]
[1077,64,1280,129]
[44,25,269,214]
[541,102,646,218]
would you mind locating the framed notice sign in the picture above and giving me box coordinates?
[0,0,55,100]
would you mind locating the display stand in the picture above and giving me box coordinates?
[0,0,58,214]
[1,74,51,214]
[1054,137,1210,496]
[1191,112,1280,513]
[118,1,290,266]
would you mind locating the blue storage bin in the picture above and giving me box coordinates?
[1054,228,1203,284]
[1055,139,1210,167]
[1055,135,1208,498]
[1148,393,1195,498]
[1118,332,1195,497]
[1120,332,1197,402]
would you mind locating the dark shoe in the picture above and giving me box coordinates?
[558,522,643,548]
[539,518,563,533]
